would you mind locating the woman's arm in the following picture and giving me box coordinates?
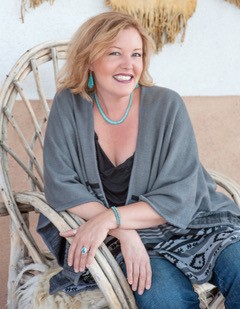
[112,202,166,229]
[68,200,166,230]
[63,202,158,295]
[64,201,166,271]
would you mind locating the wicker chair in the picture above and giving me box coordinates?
[0,41,239,309]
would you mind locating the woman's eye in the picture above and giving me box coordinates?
[109,51,120,56]
[132,53,142,57]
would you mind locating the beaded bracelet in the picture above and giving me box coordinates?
[111,206,121,228]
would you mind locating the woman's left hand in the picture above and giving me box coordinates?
[115,229,152,295]
[60,212,114,272]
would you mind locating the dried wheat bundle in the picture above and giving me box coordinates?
[20,0,55,22]
[225,0,240,7]
[25,0,55,8]
[105,0,197,51]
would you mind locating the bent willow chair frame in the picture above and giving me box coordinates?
[0,41,239,309]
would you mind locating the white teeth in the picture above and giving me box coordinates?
[114,75,132,81]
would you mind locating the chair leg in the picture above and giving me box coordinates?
[8,214,29,309]
[209,293,225,309]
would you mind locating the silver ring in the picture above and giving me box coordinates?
[81,246,88,254]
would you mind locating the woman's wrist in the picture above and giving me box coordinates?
[95,207,120,231]
[109,228,138,241]
[110,206,121,228]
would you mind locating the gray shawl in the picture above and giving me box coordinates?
[37,85,240,293]
[38,85,240,233]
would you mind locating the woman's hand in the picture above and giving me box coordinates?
[60,209,116,272]
[111,229,152,295]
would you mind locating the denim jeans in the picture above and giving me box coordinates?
[122,240,240,309]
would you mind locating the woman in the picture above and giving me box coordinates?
[38,11,240,308]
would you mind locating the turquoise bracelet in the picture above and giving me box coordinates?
[111,206,121,227]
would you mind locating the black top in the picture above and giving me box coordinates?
[95,133,134,206]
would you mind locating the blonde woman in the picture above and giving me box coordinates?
[38,11,240,308]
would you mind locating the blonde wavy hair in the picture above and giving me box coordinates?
[58,11,155,101]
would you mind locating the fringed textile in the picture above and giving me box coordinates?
[225,0,240,7]
[105,0,197,51]
[14,261,107,309]
[25,0,55,8]
[20,0,55,22]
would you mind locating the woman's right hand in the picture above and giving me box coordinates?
[110,229,152,295]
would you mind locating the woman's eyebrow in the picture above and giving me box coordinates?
[109,46,143,51]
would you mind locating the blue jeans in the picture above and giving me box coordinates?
[121,241,240,309]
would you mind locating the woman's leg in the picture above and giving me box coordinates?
[122,255,200,309]
[210,240,240,309]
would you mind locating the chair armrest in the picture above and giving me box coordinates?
[208,169,240,206]
[0,201,34,216]
[14,191,137,309]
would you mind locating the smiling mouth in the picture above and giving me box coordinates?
[113,75,133,81]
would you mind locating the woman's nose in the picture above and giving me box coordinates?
[120,55,133,69]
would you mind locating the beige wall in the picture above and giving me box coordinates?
[184,96,240,185]
[1,96,240,307]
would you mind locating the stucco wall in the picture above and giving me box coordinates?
[1,0,240,96]
[1,0,240,307]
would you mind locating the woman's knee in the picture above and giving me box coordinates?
[211,241,240,308]
[134,256,200,309]
[134,285,199,309]
[212,241,240,287]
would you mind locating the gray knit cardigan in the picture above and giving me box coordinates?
[38,85,240,235]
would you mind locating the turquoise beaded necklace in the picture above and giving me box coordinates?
[94,92,133,125]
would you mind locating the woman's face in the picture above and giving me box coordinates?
[90,27,143,99]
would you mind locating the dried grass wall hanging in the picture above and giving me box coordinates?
[21,0,55,22]
[105,0,197,52]
[225,0,240,7]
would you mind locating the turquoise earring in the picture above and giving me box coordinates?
[88,71,94,89]
[135,83,139,89]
